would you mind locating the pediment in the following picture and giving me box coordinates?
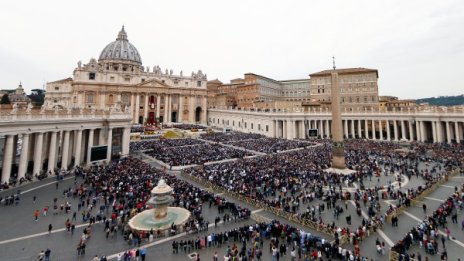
[136,78,170,88]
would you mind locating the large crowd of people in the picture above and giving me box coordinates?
[391,186,464,260]
[172,124,207,130]
[227,138,316,153]
[129,138,205,151]
[174,220,373,261]
[200,132,265,143]
[145,143,253,166]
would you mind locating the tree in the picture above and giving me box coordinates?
[0,94,10,104]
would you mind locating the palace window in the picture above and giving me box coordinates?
[89,73,96,80]
[197,81,202,87]
[54,86,59,91]
[124,78,130,82]
[87,94,94,103]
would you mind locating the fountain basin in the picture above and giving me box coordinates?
[128,207,191,232]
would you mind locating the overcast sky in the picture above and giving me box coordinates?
[1,0,463,99]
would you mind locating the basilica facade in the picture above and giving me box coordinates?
[45,26,208,125]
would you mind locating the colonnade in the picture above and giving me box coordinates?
[1,126,131,184]
[0,109,132,185]
[271,118,463,143]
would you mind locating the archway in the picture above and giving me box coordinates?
[195,107,202,122]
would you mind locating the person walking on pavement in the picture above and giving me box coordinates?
[44,249,51,261]
[34,210,39,222]
[48,224,52,234]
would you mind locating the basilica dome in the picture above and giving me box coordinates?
[98,26,142,65]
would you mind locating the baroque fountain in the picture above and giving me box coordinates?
[128,179,191,232]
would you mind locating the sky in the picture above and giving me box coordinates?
[0,0,463,99]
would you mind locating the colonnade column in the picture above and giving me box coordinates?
[386,120,391,141]
[33,133,44,176]
[415,121,421,142]
[432,121,437,143]
[364,120,369,139]
[326,120,330,138]
[344,120,348,138]
[320,120,325,138]
[445,121,451,143]
[48,131,58,173]
[87,129,94,164]
[420,121,426,142]
[74,130,83,167]
[393,120,398,141]
[122,127,130,155]
[18,133,30,179]
[106,128,113,161]
[61,131,70,170]
[455,122,461,143]
[1,135,15,183]
[408,121,414,141]
[357,120,362,139]
[400,120,406,140]
[437,121,443,143]
[379,120,383,140]
[201,97,208,124]
[371,120,376,140]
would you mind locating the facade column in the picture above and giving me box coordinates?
[33,133,44,176]
[156,95,161,120]
[401,120,406,140]
[74,130,83,167]
[122,127,130,156]
[86,129,94,164]
[446,121,451,143]
[371,120,376,140]
[164,95,169,123]
[379,120,383,140]
[48,131,58,173]
[386,120,391,141]
[393,120,398,141]
[144,94,149,123]
[357,120,362,139]
[106,128,113,161]
[134,94,140,124]
[178,96,184,123]
[130,93,135,119]
[364,120,369,139]
[455,122,461,143]
[61,131,70,170]
[408,121,414,141]
[18,133,30,179]
[201,97,207,124]
[350,120,355,139]
[344,120,348,138]
[1,134,15,184]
